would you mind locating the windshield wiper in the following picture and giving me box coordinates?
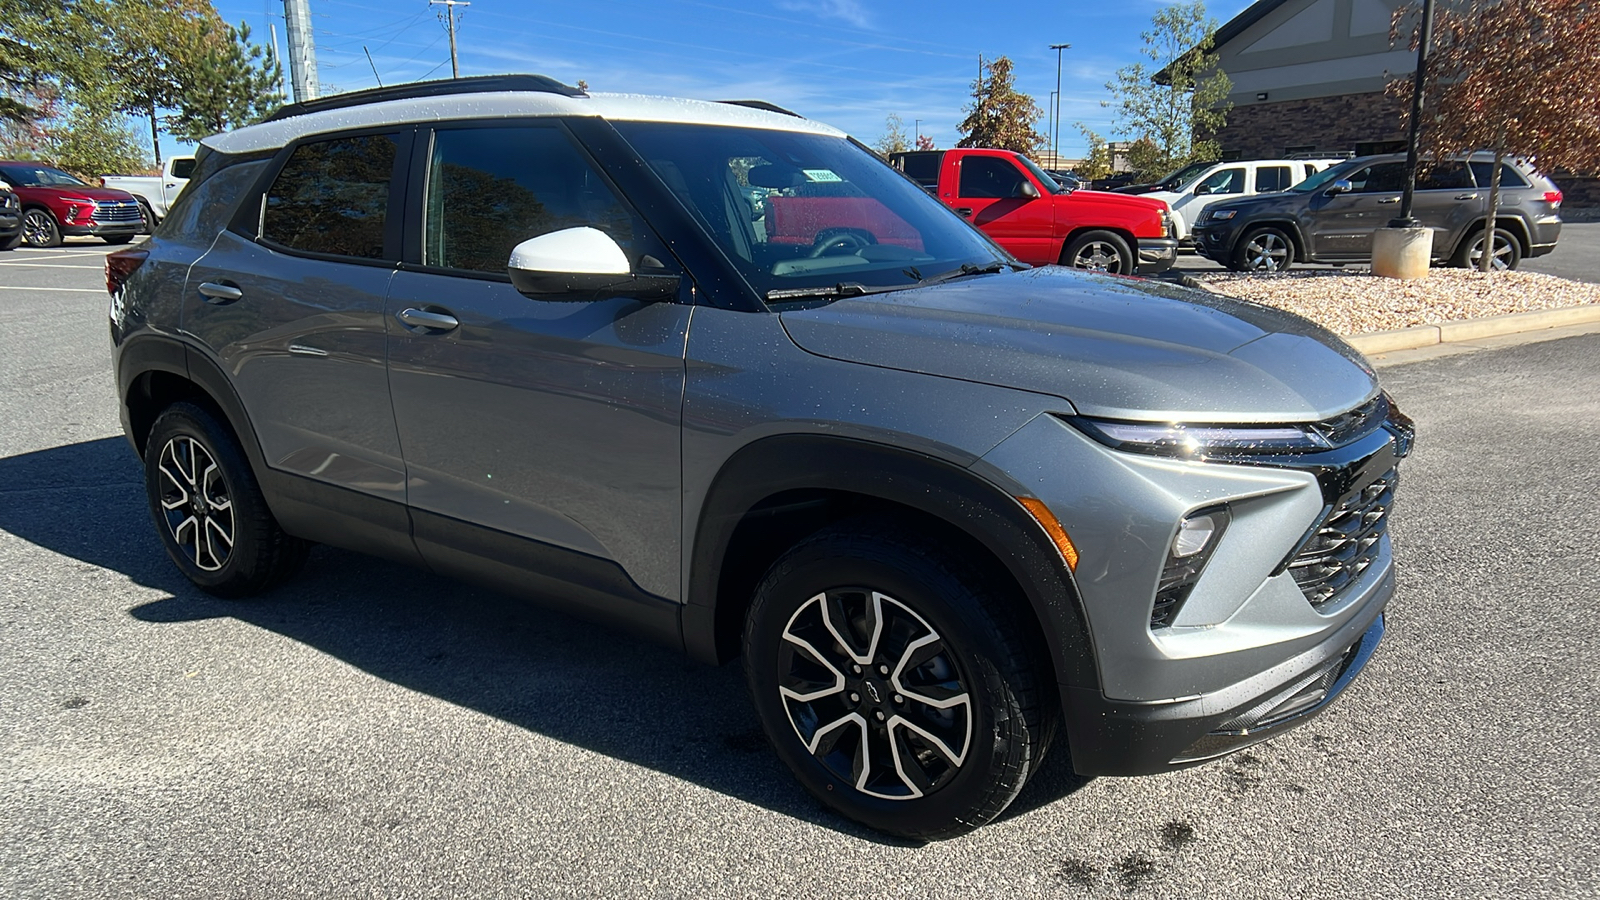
[913,261,1016,286]
[764,262,1017,304]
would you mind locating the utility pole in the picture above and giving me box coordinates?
[282,0,319,102]
[431,0,470,79]
[1050,43,1070,167]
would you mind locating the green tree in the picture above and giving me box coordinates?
[92,0,217,165]
[1075,124,1112,180]
[874,113,909,155]
[956,55,1045,156]
[44,84,145,177]
[1104,0,1231,175]
[166,21,283,144]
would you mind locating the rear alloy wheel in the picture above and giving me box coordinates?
[1453,227,1522,271]
[1234,226,1294,272]
[1062,230,1134,275]
[744,521,1048,840]
[21,208,61,247]
[144,402,309,596]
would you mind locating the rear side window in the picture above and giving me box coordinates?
[1255,166,1292,192]
[1416,162,1473,190]
[423,125,639,274]
[958,157,1027,198]
[1469,161,1530,189]
[263,133,398,259]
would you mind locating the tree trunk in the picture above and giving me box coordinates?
[1479,141,1505,273]
[149,102,161,167]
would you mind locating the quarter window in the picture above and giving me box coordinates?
[262,133,398,259]
[1468,161,1530,189]
[958,157,1028,199]
[424,126,638,274]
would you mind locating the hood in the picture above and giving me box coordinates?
[1065,188,1167,212]
[13,184,137,202]
[1206,190,1305,217]
[779,267,1377,423]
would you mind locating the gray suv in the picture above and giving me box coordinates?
[1192,152,1563,272]
[108,76,1412,839]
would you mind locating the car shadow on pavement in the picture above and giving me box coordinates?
[0,436,941,844]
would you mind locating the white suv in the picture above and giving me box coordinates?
[1150,159,1344,242]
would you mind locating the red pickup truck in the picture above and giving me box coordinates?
[891,149,1177,276]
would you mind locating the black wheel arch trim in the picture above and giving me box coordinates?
[683,434,1100,691]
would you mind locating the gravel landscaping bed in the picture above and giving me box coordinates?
[1195,268,1600,335]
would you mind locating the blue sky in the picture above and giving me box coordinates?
[183,0,1254,161]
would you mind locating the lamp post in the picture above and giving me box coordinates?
[914,118,921,148]
[1050,43,1070,166]
[1372,0,1435,279]
[1392,0,1436,227]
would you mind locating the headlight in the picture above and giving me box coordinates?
[1208,209,1237,221]
[1068,416,1332,457]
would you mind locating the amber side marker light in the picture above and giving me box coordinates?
[1017,497,1079,571]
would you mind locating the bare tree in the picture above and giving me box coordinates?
[1392,0,1600,270]
[874,113,909,155]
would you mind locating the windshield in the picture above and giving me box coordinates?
[1014,154,1065,194]
[611,122,1007,299]
[0,165,87,187]
[1160,161,1214,191]
[1291,159,1363,193]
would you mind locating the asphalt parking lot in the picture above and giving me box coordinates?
[1,242,1596,898]
[1174,220,1600,285]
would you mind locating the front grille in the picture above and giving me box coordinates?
[94,199,142,223]
[1288,469,1396,608]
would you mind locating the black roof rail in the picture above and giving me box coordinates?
[263,74,587,123]
[717,99,802,118]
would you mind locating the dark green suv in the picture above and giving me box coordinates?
[1192,152,1564,272]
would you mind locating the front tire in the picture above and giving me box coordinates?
[743,521,1049,840]
[21,208,61,247]
[103,235,135,245]
[1232,226,1294,272]
[1061,230,1134,275]
[144,402,309,597]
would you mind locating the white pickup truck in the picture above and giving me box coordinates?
[101,156,196,226]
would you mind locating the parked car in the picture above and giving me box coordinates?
[0,184,21,250]
[1192,152,1563,272]
[1144,158,1344,242]
[890,148,1177,275]
[1045,168,1084,190]
[1091,171,1145,191]
[102,155,197,230]
[1109,161,1210,195]
[110,74,1411,840]
[0,161,142,246]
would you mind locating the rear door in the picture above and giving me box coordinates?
[948,154,1055,264]
[1306,161,1408,259]
[1410,161,1481,258]
[182,129,408,505]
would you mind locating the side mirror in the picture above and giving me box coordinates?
[1193,183,1212,196]
[507,227,679,303]
[1017,180,1040,199]
[1325,179,1354,196]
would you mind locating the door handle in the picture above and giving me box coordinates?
[1455,193,1479,200]
[956,207,973,218]
[396,307,459,332]
[197,282,243,304]
[1376,197,1400,204]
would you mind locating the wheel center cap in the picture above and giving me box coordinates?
[862,679,882,705]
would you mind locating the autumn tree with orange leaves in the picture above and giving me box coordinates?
[1392,0,1600,270]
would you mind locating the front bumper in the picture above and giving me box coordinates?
[1064,581,1389,775]
[1190,222,1241,262]
[1136,237,1179,274]
[62,220,140,237]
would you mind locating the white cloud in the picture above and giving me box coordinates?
[775,0,874,30]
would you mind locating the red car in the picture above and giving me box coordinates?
[0,161,143,247]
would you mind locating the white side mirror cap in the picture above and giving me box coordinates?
[508,226,629,275]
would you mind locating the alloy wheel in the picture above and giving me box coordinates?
[156,435,235,572]
[777,588,972,800]
[1071,241,1124,273]
[21,210,55,247]
[1467,234,1515,271]
[1243,231,1291,271]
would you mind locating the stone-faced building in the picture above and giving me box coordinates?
[1206,0,1414,160]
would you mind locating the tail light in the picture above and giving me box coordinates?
[105,247,148,296]
[1544,190,1563,208]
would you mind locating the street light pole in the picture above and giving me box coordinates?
[914,119,921,147]
[1050,43,1070,166]
[1392,0,1435,227]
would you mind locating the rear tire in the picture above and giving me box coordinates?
[1061,230,1134,275]
[1451,226,1522,271]
[1232,226,1294,272]
[143,402,309,597]
[743,520,1049,840]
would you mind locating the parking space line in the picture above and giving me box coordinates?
[0,286,105,293]
[0,262,108,269]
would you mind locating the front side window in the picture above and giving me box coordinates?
[424,125,643,274]
[262,133,398,259]
[1196,168,1244,194]
[1346,162,1409,193]
[958,157,1028,199]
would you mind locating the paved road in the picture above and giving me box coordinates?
[2,246,1596,898]
[1174,220,1600,284]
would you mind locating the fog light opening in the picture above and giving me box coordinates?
[1151,505,1230,630]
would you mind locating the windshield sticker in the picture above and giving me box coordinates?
[802,169,843,182]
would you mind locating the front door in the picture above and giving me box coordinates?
[951,155,1055,264]
[385,122,688,601]
[1306,160,1409,259]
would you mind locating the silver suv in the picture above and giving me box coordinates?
[1192,151,1563,271]
[108,76,1412,839]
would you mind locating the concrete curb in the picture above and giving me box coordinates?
[1344,304,1600,354]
